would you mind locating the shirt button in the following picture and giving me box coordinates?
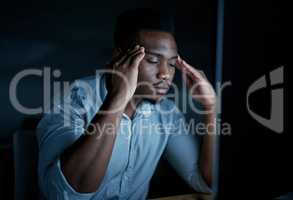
[124,175,129,180]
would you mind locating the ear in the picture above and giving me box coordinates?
[105,48,122,69]
[112,47,122,59]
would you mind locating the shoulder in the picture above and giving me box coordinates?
[73,73,105,94]
[67,72,107,105]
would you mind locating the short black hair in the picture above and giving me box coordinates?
[114,8,175,50]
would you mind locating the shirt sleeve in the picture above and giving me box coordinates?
[164,109,212,193]
[36,80,97,200]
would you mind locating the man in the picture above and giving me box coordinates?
[37,8,216,200]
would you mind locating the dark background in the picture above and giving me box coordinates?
[0,0,290,199]
[219,0,290,199]
[0,0,216,138]
[0,0,217,199]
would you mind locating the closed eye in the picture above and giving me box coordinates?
[147,59,159,64]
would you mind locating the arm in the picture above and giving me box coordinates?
[60,94,124,193]
[199,106,215,188]
[165,110,213,193]
[60,45,145,193]
[174,56,216,189]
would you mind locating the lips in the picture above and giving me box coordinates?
[152,81,171,95]
[153,86,169,95]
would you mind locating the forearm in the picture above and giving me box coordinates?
[59,45,144,193]
[60,94,126,193]
[199,107,216,188]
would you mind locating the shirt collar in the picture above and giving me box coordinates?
[135,100,156,117]
[99,72,108,102]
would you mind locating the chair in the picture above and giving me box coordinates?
[13,117,41,200]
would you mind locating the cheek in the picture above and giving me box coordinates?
[138,62,157,81]
[169,68,176,80]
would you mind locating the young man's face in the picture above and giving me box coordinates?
[134,30,178,102]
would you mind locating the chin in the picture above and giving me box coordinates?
[134,89,166,103]
[143,94,164,103]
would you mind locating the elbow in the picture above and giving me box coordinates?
[199,164,212,188]
[203,172,212,188]
[61,163,100,193]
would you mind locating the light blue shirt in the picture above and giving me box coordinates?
[36,72,211,200]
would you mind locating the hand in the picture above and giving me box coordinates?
[176,56,216,109]
[107,45,145,106]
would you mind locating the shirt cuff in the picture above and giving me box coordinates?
[49,159,95,199]
[190,170,213,194]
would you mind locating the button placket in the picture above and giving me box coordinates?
[106,179,119,198]
[119,116,133,195]
[119,102,155,196]
[127,120,135,170]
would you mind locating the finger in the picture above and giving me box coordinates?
[176,57,203,80]
[110,45,139,68]
[176,62,200,81]
[123,47,144,66]
[126,47,145,67]
[117,45,141,66]
[176,56,194,75]
[198,70,209,81]
[182,69,193,88]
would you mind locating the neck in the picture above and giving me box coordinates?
[124,97,143,119]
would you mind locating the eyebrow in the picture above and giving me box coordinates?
[145,50,178,60]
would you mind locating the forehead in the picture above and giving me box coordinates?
[136,31,178,55]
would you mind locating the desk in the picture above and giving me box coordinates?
[150,193,212,200]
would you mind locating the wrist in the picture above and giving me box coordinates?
[201,103,215,111]
[104,92,128,112]
[199,103,216,117]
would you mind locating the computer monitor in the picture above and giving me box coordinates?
[214,0,290,199]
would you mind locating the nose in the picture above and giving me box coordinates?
[157,63,170,81]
